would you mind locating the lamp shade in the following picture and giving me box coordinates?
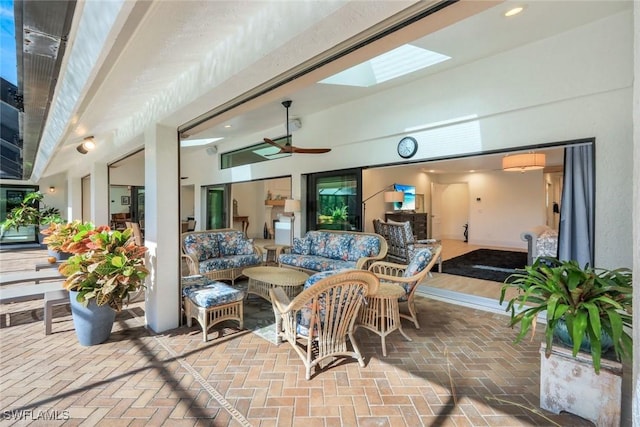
[384,191,404,203]
[502,153,546,172]
[284,199,301,213]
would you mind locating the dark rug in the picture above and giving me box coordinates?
[441,249,527,283]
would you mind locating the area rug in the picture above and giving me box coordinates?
[441,249,527,283]
[234,280,278,344]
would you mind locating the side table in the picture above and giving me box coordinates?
[263,244,289,266]
[357,283,411,356]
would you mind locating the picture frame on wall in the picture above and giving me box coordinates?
[121,196,130,205]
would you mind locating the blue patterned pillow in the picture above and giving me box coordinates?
[347,235,381,261]
[403,248,433,277]
[183,233,219,261]
[292,237,310,255]
[235,238,255,255]
[218,231,246,256]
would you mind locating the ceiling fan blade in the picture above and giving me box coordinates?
[263,138,287,153]
[290,147,332,154]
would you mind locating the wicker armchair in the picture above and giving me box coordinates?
[269,270,380,380]
[367,246,442,329]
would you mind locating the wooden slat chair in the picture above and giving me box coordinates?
[270,270,379,380]
[367,245,442,329]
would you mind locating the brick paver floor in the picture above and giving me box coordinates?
[0,246,597,426]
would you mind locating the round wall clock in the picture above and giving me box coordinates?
[397,136,418,159]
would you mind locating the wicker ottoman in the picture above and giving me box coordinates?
[182,275,245,342]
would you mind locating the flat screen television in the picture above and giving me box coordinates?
[393,184,416,211]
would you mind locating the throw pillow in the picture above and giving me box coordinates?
[292,237,310,255]
[235,238,255,255]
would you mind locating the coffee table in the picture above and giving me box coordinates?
[243,266,308,303]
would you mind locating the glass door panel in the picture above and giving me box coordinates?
[307,169,361,231]
[0,186,38,244]
[206,185,227,230]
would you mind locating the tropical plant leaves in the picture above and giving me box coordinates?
[500,256,632,374]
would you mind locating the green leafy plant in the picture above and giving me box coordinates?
[51,222,149,311]
[1,191,62,236]
[500,257,632,373]
[331,205,348,222]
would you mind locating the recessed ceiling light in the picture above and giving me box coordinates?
[224,124,232,128]
[504,6,524,17]
[469,170,476,173]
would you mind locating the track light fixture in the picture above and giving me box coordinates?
[76,136,96,154]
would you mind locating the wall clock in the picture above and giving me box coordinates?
[397,136,418,159]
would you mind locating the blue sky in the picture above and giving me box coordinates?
[0,0,16,85]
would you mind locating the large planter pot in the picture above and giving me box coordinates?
[68,290,116,346]
[553,317,613,353]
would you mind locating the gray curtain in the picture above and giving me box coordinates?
[557,144,595,266]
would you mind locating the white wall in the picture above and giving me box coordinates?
[180,185,194,221]
[181,11,633,268]
[109,186,130,215]
[439,183,469,242]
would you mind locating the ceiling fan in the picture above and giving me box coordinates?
[263,100,331,154]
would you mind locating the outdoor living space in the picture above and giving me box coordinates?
[3,246,631,426]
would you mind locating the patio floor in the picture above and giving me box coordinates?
[0,246,603,426]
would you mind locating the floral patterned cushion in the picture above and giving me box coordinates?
[218,231,250,256]
[199,254,262,273]
[183,233,219,261]
[536,229,558,258]
[235,238,255,255]
[297,269,359,337]
[308,231,353,260]
[278,254,356,272]
[347,235,381,261]
[303,269,350,289]
[403,248,433,278]
[292,237,310,255]
[181,275,245,308]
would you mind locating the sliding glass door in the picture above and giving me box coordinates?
[306,168,362,232]
[205,185,228,230]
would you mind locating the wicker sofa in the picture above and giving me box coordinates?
[278,230,387,275]
[181,229,263,284]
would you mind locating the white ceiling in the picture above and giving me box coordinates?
[39,0,630,178]
[185,1,629,144]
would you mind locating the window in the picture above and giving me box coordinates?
[220,136,290,169]
[306,169,362,232]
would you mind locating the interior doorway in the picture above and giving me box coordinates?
[431,182,470,242]
[205,186,227,230]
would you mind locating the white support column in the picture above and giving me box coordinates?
[66,174,83,222]
[144,123,180,333]
[90,162,109,226]
[631,3,639,425]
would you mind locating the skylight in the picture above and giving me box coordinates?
[319,44,450,87]
[180,137,223,148]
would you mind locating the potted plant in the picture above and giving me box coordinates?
[499,257,632,374]
[0,191,63,245]
[51,221,149,345]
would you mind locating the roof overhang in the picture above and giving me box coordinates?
[14,0,76,180]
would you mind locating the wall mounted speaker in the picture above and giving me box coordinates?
[288,118,302,132]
